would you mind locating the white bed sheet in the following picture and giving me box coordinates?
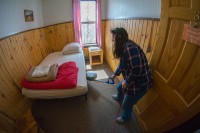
[22,50,88,99]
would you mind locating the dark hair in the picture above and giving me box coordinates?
[110,27,128,59]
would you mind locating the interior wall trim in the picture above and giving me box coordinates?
[0,21,73,41]
[102,17,160,21]
[1,17,161,41]
[0,17,160,41]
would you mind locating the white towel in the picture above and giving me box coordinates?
[88,46,100,51]
[32,65,51,78]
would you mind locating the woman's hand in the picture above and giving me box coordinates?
[110,74,116,81]
[122,80,127,89]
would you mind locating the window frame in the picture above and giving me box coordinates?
[80,0,97,46]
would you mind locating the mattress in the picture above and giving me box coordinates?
[22,50,88,99]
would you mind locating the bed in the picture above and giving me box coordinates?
[22,43,88,99]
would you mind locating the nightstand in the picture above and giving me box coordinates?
[89,48,103,65]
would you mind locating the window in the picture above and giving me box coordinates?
[81,0,97,46]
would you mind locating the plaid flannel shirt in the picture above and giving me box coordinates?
[114,40,152,96]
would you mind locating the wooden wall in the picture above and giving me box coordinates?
[44,22,75,52]
[0,19,159,132]
[0,29,49,118]
[0,112,15,133]
[0,22,74,132]
[1,7,198,132]
[103,19,160,80]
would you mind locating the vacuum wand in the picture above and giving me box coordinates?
[94,77,115,85]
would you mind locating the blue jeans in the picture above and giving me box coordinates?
[116,83,147,120]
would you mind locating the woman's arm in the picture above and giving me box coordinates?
[114,63,122,76]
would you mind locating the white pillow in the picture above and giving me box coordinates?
[62,42,81,54]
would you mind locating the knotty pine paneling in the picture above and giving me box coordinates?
[15,109,39,133]
[0,20,158,130]
[0,22,74,126]
[0,29,50,120]
[0,112,15,133]
[103,19,160,81]
[44,22,75,52]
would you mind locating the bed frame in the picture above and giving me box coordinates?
[22,50,88,99]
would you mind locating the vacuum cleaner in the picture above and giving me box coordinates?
[86,71,115,84]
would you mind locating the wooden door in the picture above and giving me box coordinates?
[133,0,200,132]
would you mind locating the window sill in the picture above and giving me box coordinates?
[83,44,98,48]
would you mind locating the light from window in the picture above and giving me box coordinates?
[81,1,96,45]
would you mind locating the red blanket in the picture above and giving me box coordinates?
[22,62,78,90]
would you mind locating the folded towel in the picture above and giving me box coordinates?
[26,64,58,82]
[32,65,51,78]
[88,46,100,51]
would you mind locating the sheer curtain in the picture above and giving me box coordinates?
[73,0,83,47]
[96,0,102,48]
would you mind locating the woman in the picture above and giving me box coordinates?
[110,27,152,123]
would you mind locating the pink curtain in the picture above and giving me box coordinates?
[96,0,102,48]
[73,0,83,47]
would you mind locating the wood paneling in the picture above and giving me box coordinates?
[2,11,199,133]
[0,22,74,131]
[15,109,39,133]
[0,29,49,120]
[44,22,75,52]
[83,48,89,58]
[147,21,160,61]
[0,112,15,133]
[103,19,160,80]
